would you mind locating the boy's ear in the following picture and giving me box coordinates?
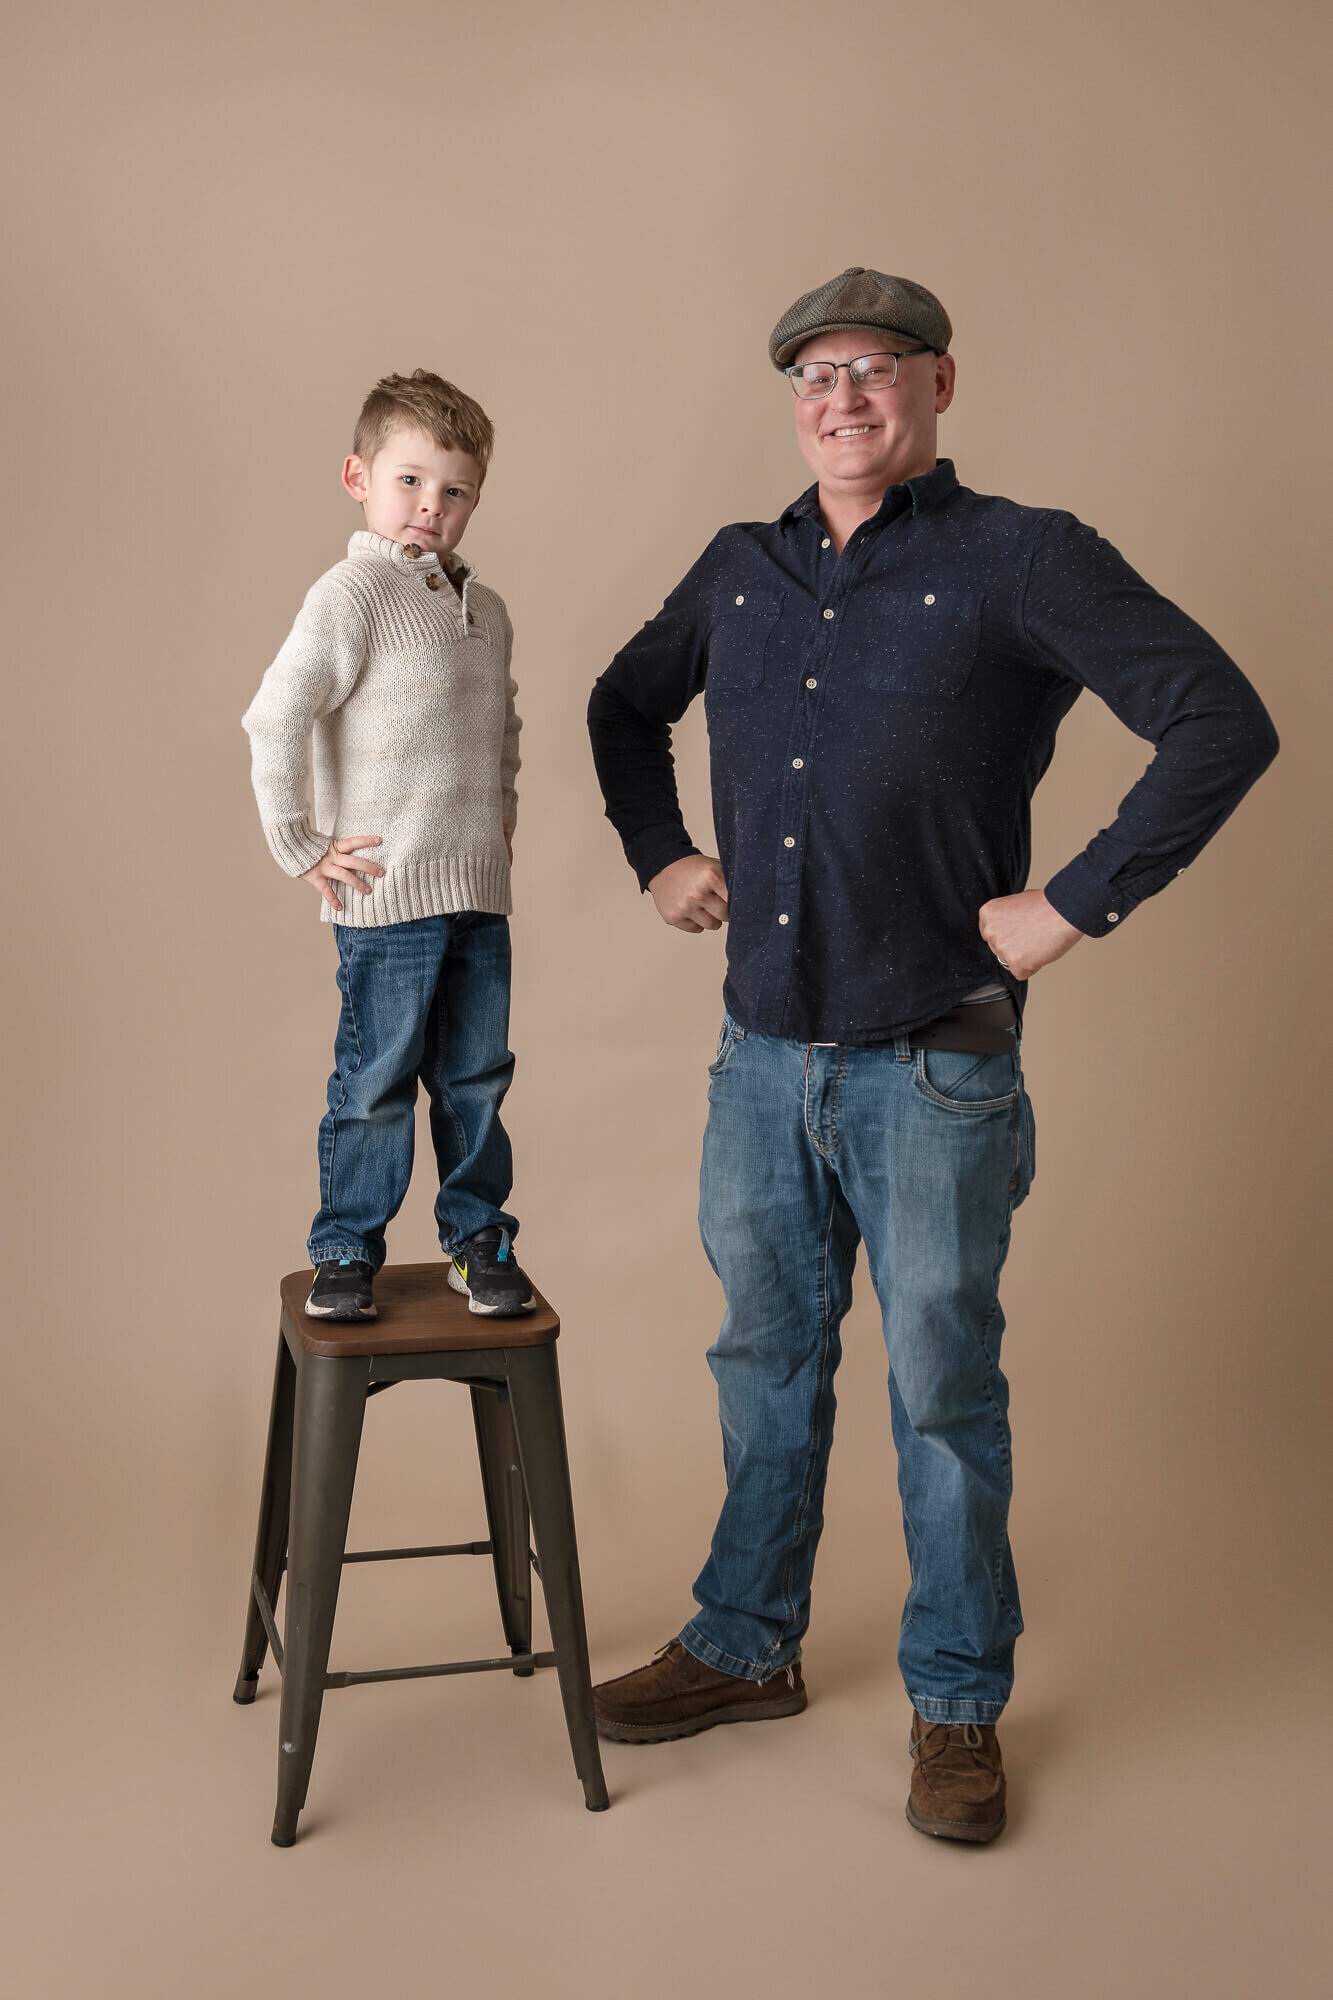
[341,454,370,503]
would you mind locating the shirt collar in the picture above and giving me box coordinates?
[781,457,959,528]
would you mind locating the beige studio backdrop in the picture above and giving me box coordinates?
[3,1,1329,1995]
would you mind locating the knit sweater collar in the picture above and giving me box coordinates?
[348,530,477,626]
[349,529,476,584]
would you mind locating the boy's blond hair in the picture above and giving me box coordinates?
[352,369,495,482]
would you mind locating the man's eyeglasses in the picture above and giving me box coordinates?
[784,348,935,399]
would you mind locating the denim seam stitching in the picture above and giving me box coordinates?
[677,1625,772,1681]
[907,1694,1006,1724]
[977,1226,1019,1641]
[765,1182,840,1672]
[828,1048,847,1155]
[321,939,364,1243]
[427,999,472,1184]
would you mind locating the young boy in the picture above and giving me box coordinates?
[242,368,534,1321]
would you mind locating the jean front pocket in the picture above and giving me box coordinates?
[853,584,983,699]
[708,1014,746,1077]
[913,1046,1018,1113]
[705,586,783,694]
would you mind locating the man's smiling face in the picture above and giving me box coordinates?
[790,326,955,498]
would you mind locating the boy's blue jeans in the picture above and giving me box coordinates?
[307,913,518,1272]
[679,1018,1037,1724]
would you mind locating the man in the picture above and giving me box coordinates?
[586,267,1277,1841]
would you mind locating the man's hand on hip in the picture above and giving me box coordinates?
[978,891,1084,981]
[649,855,729,932]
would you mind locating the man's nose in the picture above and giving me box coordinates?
[827,368,868,413]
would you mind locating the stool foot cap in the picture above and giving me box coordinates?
[585,1798,611,1812]
[233,1676,259,1705]
[511,1645,535,1678]
[271,1811,300,1847]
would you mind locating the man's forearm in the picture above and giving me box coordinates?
[1023,514,1281,937]
[587,678,701,889]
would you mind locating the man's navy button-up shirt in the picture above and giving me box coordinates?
[587,460,1278,1044]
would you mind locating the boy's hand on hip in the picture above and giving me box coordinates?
[302,835,385,915]
[649,855,729,933]
[977,890,1083,981]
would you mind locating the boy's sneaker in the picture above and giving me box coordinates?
[306,1258,376,1321]
[447,1227,536,1316]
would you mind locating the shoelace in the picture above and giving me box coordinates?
[911,1720,987,1761]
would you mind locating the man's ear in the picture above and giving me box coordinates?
[341,454,370,503]
[934,354,957,416]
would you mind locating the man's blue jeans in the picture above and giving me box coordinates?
[307,913,518,1272]
[679,1018,1036,1724]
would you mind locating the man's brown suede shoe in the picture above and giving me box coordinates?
[594,1640,807,1743]
[906,1711,1007,1842]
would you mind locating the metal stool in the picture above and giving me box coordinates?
[233,1262,609,1845]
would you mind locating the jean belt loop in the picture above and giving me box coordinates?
[894,1033,912,1064]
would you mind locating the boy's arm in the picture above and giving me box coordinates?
[499,606,522,843]
[241,577,369,875]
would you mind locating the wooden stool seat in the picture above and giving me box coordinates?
[234,1260,608,1844]
[285,1261,561,1357]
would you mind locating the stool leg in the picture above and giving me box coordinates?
[471,1384,534,1673]
[505,1345,609,1812]
[271,1351,369,1847]
[234,1328,297,1704]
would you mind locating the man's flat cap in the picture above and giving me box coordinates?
[768,267,952,369]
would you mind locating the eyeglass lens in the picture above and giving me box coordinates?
[790,353,916,398]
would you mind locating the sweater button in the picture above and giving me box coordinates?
[426,573,441,590]
[403,544,421,559]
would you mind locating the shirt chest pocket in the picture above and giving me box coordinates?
[705,586,784,693]
[852,584,984,698]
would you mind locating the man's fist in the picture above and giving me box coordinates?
[978,890,1084,981]
[648,854,729,933]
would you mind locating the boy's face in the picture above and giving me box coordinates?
[341,425,482,558]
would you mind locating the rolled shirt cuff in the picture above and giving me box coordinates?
[1043,855,1134,939]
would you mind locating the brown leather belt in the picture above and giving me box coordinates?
[906,996,1018,1056]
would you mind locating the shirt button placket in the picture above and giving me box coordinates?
[776,585,840,956]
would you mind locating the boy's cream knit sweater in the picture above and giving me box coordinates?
[242,531,520,926]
